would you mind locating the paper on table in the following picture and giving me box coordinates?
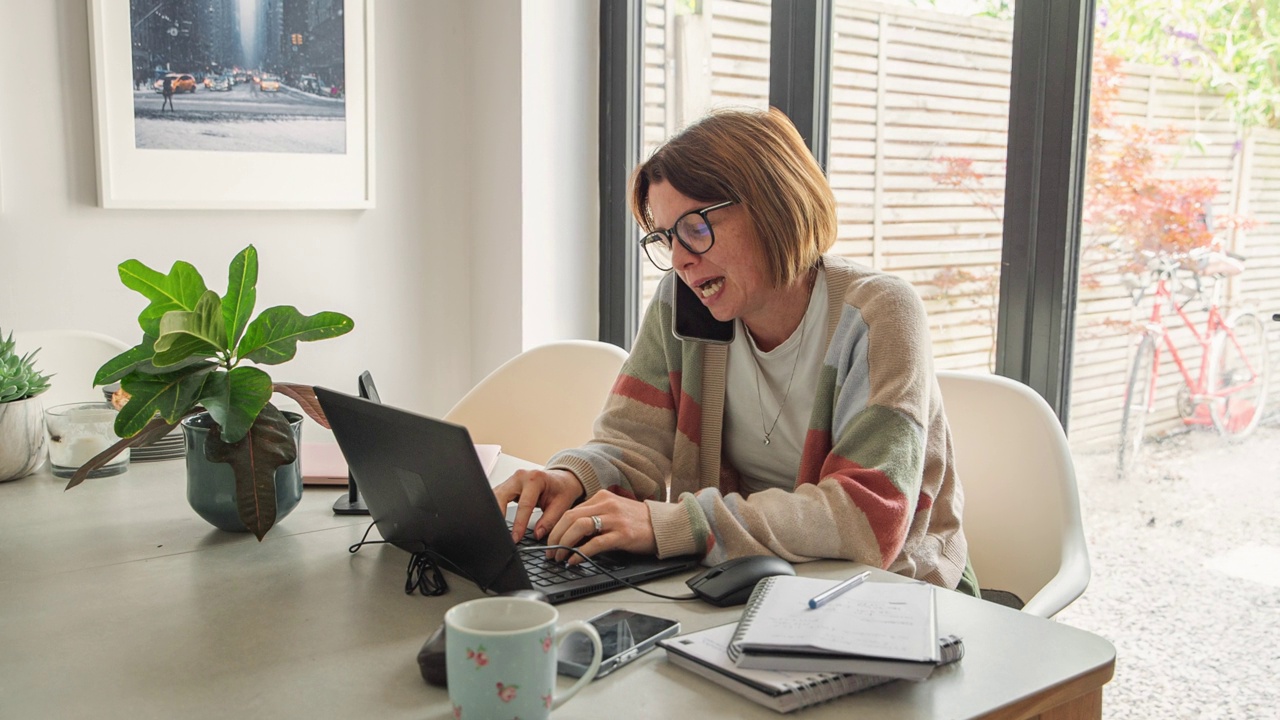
[301,442,349,483]
[666,623,881,693]
[660,624,896,713]
[735,576,938,663]
[474,443,502,477]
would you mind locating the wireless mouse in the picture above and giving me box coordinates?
[685,555,796,607]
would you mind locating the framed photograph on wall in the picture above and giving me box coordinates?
[87,0,375,209]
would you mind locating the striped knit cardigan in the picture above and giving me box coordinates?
[547,255,971,591]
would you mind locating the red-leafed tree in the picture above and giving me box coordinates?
[1081,47,1251,267]
[928,36,1253,365]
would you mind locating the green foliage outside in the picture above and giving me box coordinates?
[1097,0,1280,129]
[911,0,1280,129]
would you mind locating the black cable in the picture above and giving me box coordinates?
[518,545,699,601]
[347,521,380,553]
[349,523,496,597]
[348,523,450,596]
[405,552,448,596]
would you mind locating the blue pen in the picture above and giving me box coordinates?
[807,571,871,609]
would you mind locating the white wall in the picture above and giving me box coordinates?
[521,1,599,348]
[466,0,601,375]
[0,1,599,429]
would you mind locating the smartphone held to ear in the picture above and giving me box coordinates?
[673,278,735,344]
[557,609,680,679]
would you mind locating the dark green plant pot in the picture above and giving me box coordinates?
[180,411,304,533]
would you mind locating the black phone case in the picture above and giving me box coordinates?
[673,278,734,344]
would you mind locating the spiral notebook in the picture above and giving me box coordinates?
[661,624,963,713]
[728,575,942,680]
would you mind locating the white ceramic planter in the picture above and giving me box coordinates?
[0,395,47,482]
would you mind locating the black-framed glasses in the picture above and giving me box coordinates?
[638,200,736,271]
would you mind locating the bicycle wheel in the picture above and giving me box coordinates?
[1118,334,1157,479]
[1207,312,1269,437]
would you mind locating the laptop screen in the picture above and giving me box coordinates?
[316,386,530,593]
[315,385,698,603]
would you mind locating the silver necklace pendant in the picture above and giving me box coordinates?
[751,267,817,451]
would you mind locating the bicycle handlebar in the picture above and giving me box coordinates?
[1136,247,1246,277]
[1127,247,1246,309]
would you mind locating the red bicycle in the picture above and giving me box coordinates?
[1117,249,1269,477]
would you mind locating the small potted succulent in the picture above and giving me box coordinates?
[67,245,354,539]
[0,330,53,482]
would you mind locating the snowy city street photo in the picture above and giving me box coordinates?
[130,0,347,154]
[89,0,373,208]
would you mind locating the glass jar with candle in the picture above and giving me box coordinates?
[44,402,129,478]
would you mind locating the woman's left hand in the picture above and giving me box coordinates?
[545,490,658,564]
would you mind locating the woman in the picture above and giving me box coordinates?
[494,107,977,595]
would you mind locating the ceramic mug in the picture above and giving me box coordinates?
[445,596,602,719]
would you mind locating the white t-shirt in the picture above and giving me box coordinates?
[724,268,829,494]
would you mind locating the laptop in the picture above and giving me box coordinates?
[314,385,698,603]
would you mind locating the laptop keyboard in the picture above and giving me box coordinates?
[510,523,623,585]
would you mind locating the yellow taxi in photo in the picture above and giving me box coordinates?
[154,73,197,93]
[259,74,281,92]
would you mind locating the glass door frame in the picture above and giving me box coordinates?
[997,0,1096,428]
[598,0,1095,427]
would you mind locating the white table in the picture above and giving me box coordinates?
[0,457,1114,719]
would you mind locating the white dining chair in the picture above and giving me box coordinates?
[444,340,629,464]
[936,370,1091,618]
[13,330,131,411]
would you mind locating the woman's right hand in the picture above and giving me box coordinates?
[493,468,585,544]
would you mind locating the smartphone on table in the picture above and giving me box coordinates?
[673,277,735,344]
[557,608,681,679]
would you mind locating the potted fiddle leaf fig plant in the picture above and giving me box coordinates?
[67,245,354,540]
[0,330,53,482]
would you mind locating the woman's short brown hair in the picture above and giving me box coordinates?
[630,107,837,288]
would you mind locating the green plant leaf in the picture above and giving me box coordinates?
[154,291,226,367]
[94,335,157,386]
[237,306,354,365]
[222,245,258,349]
[117,365,216,437]
[151,332,221,369]
[119,259,209,337]
[203,403,297,541]
[134,353,218,376]
[0,333,53,401]
[200,367,273,444]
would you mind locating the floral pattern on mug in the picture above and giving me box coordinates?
[451,703,462,718]
[541,632,553,653]
[496,682,519,703]
[465,646,489,668]
[543,694,553,709]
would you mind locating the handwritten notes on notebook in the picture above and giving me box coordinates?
[731,575,939,664]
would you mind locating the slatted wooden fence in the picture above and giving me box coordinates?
[638,0,1280,449]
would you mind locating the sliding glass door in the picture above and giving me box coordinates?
[603,0,1089,416]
